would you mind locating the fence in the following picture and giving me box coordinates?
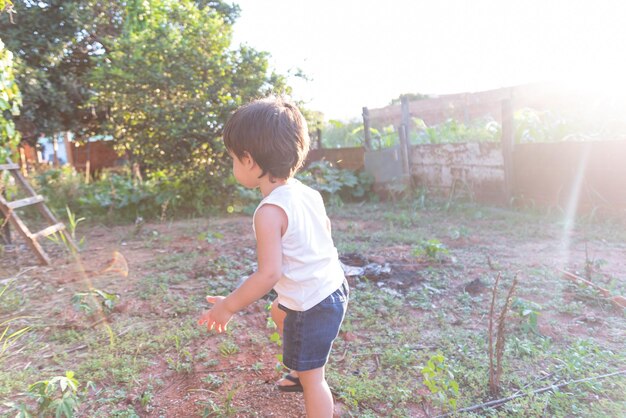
[18,139,123,174]
[305,147,365,171]
[308,84,626,216]
[513,140,626,214]
[71,140,123,173]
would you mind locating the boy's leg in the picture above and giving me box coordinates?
[298,366,333,418]
[270,299,286,335]
[271,300,301,388]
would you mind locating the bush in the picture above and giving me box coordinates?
[31,161,372,223]
[34,167,172,223]
[297,161,373,205]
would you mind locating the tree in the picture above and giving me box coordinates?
[0,1,21,161]
[90,0,289,201]
[0,1,125,143]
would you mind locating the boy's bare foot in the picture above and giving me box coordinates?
[277,372,303,392]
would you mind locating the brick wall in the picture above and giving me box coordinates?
[305,147,365,171]
[409,142,505,203]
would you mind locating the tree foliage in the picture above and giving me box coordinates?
[0,38,21,162]
[87,0,288,204]
[92,0,284,169]
[2,0,291,210]
[0,1,124,143]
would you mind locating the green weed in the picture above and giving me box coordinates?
[201,374,223,389]
[5,371,93,418]
[218,339,239,357]
[413,239,449,262]
[199,384,240,417]
[421,353,459,411]
[512,298,542,335]
[71,288,119,315]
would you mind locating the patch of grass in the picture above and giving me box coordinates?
[328,369,414,415]
[382,211,420,228]
[78,351,146,384]
[218,339,240,357]
[3,199,625,417]
[0,369,37,398]
[136,271,189,300]
[198,384,241,417]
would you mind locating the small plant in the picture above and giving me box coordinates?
[383,211,419,227]
[217,339,239,357]
[199,230,224,244]
[6,371,93,418]
[199,385,240,417]
[71,288,119,315]
[64,206,85,246]
[583,241,607,281]
[413,239,449,262]
[166,335,194,373]
[251,361,264,375]
[139,386,153,410]
[421,353,459,411]
[448,225,470,240]
[512,298,542,335]
[201,374,223,389]
[47,206,85,253]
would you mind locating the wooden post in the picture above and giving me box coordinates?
[501,98,515,203]
[19,146,27,176]
[85,141,91,184]
[400,96,413,168]
[316,126,322,149]
[1,190,10,245]
[52,134,60,167]
[401,95,411,143]
[464,93,469,124]
[64,131,74,167]
[398,124,411,179]
[362,107,372,150]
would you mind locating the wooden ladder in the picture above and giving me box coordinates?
[0,158,77,265]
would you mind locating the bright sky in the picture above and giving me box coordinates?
[231,0,626,121]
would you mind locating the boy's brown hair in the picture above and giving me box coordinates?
[223,97,310,180]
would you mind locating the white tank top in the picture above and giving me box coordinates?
[253,179,345,311]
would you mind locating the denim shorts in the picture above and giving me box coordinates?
[278,279,349,371]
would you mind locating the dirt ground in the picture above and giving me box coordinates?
[1,202,625,417]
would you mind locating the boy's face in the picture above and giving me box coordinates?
[230,151,259,189]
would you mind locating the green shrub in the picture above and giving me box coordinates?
[297,160,373,205]
[31,161,372,222]
[412,117,501,144]
[34,167,165,222]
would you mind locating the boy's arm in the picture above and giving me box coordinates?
[198,204,286,332]
[224,204,285,311]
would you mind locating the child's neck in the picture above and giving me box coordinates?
[259,176,290,197]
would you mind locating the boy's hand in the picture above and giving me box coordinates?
[198,296,234,333]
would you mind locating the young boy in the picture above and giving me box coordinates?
[198,97,348,418]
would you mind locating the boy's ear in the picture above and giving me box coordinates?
[241,152,256,168]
